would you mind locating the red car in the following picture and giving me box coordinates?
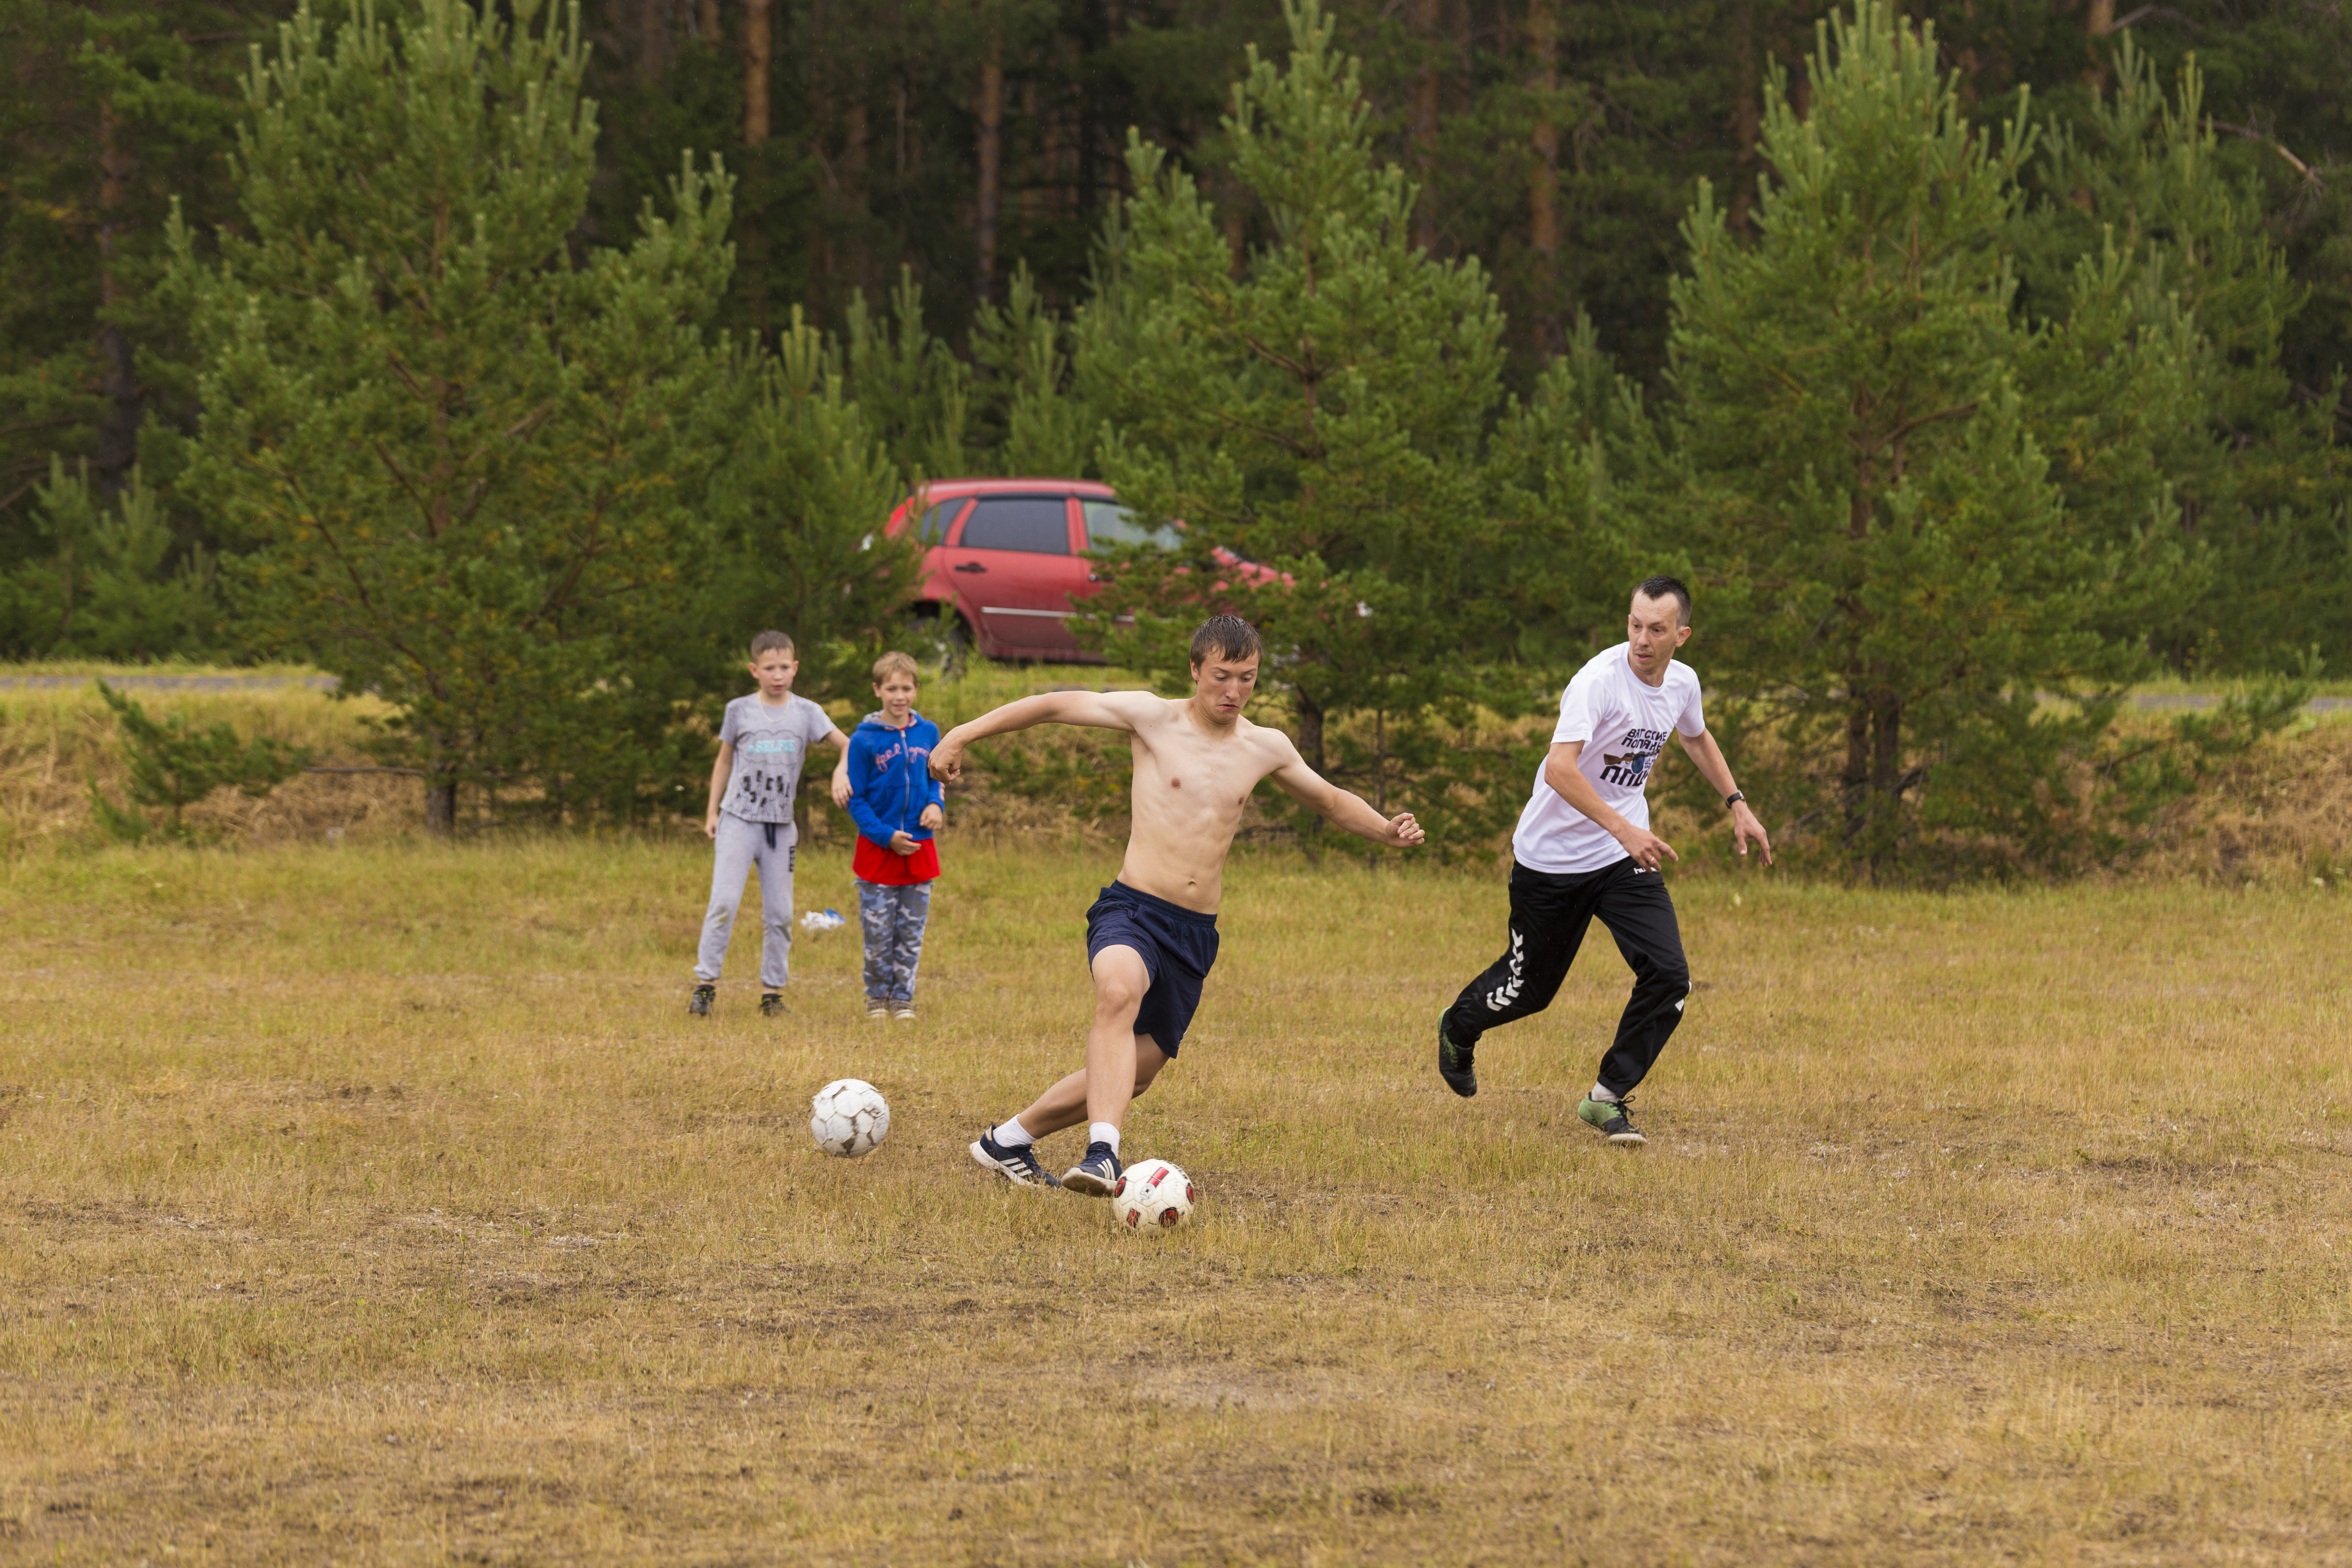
[883,478,1174,663]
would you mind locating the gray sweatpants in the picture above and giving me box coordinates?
[695,813,793,988]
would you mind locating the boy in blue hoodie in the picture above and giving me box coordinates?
[839,651,944,1021]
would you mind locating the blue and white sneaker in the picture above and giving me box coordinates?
[1061,1142,1124,1197]
[968,1127,1061,1188]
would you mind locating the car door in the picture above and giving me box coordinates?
[908,493,972,625]
[942,494,1086,656]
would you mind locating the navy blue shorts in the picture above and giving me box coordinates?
[1084,881,1220,1057]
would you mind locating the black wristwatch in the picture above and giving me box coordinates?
[1723,791,1745,808]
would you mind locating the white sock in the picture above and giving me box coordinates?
[993,1118,1034,1148]
[1088,1121,1121,1154]
[1589,1083,1619,1103]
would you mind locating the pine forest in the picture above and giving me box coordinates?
[4,0,2349,874]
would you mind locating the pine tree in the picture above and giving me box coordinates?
[698,312,922,703]
[1076,0,1509,825]
[837,268,973,482]
[1669,4,2190,877]
[971,262,1095,479]
[2019,39,2350,673]
[0,0,267,635]
[170,0,734,828]
[89,678,310,840]
[1483,312,1663,673]
[0,456,213,658]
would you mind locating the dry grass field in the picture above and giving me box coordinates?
[0,673,408,853]
[2,830,2348,1565]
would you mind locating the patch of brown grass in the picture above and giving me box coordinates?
[2136,712,2352,885]
[1637,706,2352,888]
[0,663,1163,857]
[1,839,2347,1563]
[0,678,416,852]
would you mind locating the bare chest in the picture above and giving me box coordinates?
[1129,730,1264,819]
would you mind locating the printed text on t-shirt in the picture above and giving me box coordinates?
[1598,726,1671,787]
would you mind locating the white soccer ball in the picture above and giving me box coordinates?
[1112,1158,1195,1233]
[808,1078,890,1158]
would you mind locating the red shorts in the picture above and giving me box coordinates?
[854,834,939,885]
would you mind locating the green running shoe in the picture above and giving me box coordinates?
[1436,1013,1478,1098]
[1577,1093,1645,1146]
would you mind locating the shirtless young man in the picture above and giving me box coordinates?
[937,615,1425,1195]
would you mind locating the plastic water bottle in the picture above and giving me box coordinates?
[799,907,847,932]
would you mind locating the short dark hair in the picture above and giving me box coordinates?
[1632,576,1690,626]
[749,629,795,658]
[1189,614,1265,667]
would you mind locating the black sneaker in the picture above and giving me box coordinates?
[760,991,784,1017]
[1436,1012,1478,1098]
[967,1127,1062,1188]
[1061,1142,1123,1197]
[688,983,715,1017]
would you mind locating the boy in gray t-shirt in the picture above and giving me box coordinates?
[690,630,850,1017]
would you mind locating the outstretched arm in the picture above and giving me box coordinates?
[1673,729,1773,865]
[1265,741,1425,849]
[929,690,1155,781]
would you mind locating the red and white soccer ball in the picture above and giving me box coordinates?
[1113,1158,1195,1232]
[808,1078,890,1158]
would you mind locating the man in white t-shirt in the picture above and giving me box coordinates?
[1436,576,1771,1145]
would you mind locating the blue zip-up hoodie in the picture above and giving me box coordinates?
[845,710,944,845]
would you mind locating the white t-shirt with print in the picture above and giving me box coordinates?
[718,692,836,830]
[1510,645,1707,875]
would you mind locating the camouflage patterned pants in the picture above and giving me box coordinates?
[858,880,931,1003]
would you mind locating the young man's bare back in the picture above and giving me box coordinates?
[937,615,1424,1194]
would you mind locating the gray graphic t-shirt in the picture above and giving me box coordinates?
[718,693,836,828]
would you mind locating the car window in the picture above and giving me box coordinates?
[959,496,1071,554]
[1081,499,1178,551]
[916,499,965,545]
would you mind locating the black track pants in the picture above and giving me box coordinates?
[1442,856,1691,1098]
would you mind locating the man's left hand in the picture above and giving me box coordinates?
[1385,812,1425,848]
[1732,801,1773,866]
